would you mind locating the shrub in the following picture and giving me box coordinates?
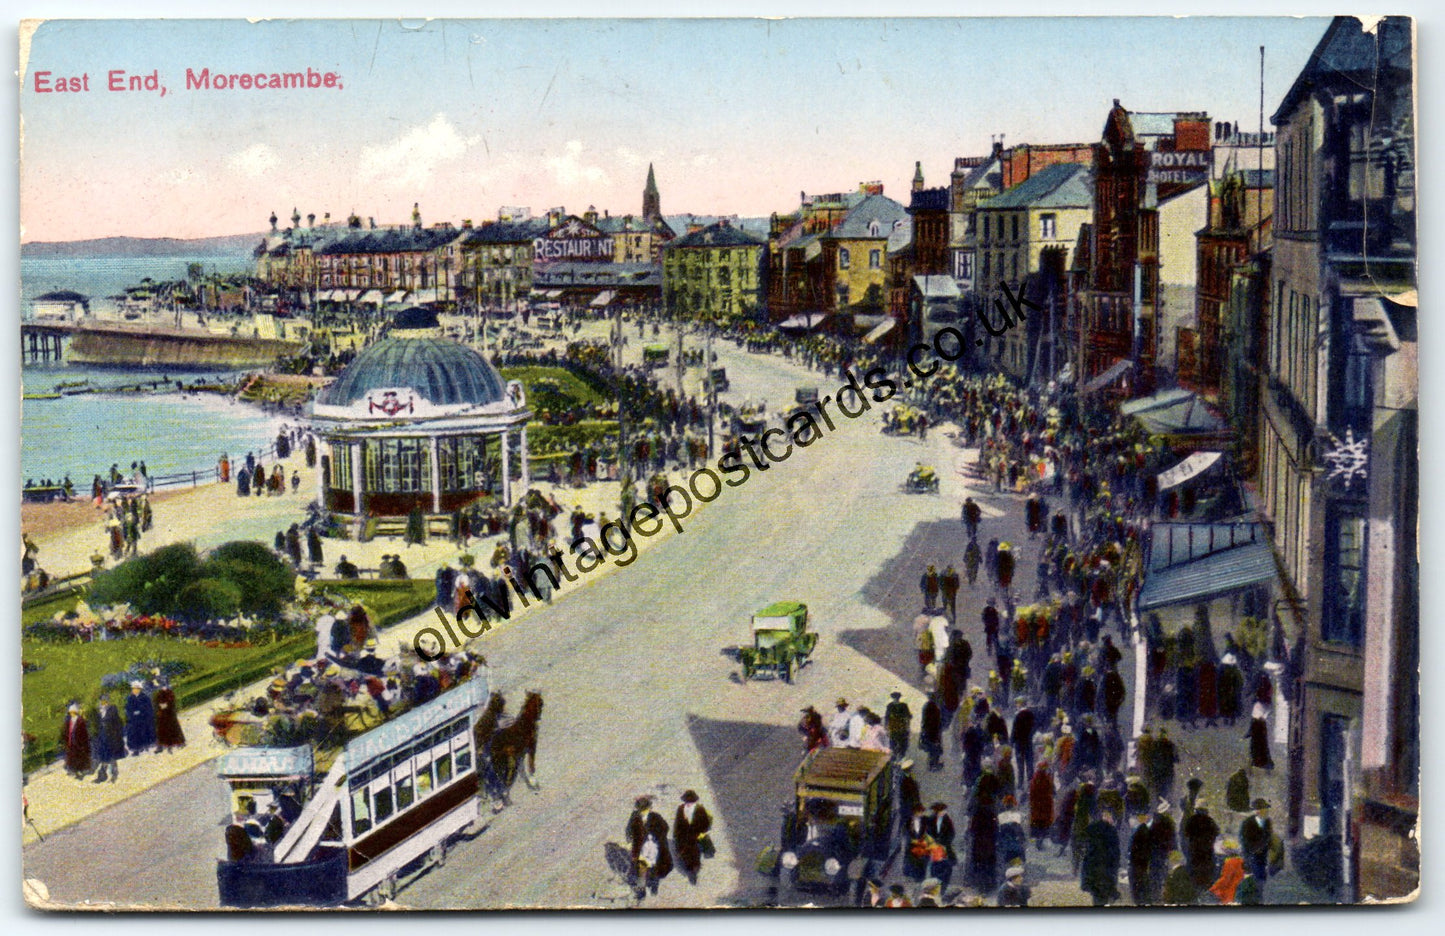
[174,578,243,623]
[88,543,202,615]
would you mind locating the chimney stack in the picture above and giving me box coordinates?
[307,213,315,228]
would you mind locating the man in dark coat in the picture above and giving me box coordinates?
[1239,799,1273,882]
[91,694,126,782]
[1217,654,1244,724]
[961,719,985,790]
[919,695,943,771]
[1129,814,1155,905]
[884,692,912,758]
[982,600,1001,654]
[903,803,931,881]
[1011,702,1036,781]
[920,565,940,612]
[625,796,672,898]
[59,702,92,778]
[672,790,712,884]
[306,527,324,567]
[226,812,255,863]
[1182,802,1220,888]
[1080,808,1122,905]
[1153,728,1179,801]
[1102,668,1127,726]
[154,678,185,751]
[1149,799,1178,897]
[940,565,960,622]
[124,682,156,755]
[928,802,958,886]
[1247,704,1275,770]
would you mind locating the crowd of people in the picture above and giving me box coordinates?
[57,677,187,784]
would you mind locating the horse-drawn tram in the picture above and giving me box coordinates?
[216,676,489,907]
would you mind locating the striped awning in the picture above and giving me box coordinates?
[864,318,897,344]
[1157,451,1223,492]
[357,289,385,306]
[590,290,616,308]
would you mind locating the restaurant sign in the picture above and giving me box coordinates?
[534,218,615,262]
[1146,149,1211,185]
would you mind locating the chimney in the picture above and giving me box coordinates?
[324,212,331,225]
[462,219,473,230]
[412,202,422,231]
[269,211,278,232]
[368,217,376,229]
[306,213,315,228]
[584,205,598,224]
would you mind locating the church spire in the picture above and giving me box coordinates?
[643,163,661,220]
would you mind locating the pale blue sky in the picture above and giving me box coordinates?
[20,17,1329,240]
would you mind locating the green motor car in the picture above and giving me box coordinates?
[739,601,817,683]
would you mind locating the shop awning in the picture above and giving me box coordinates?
[1083,358,1133,393]
[545,289,564,300]
[1122,389,1226,436]
[590,290,616,308]
[778,313,829,332]
[357,289,385,306]
[1156,451,1223,492]
[384,290,411,306]
[315,289,336,302]
[864,318,897,344]
[1139,521,1277,611]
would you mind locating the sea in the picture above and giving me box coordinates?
[20,254,289,486]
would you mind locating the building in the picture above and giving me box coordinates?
[1079,102,1212,389]
[661,219,767,324]
[1255,14,1416,901]
[308,308,532,534]
[766,183,908,328]
[974,162,1093,378]
[457,213,552,314]
[1192,167,1274,399]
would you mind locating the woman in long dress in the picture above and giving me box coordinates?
[1246,702,1274,770]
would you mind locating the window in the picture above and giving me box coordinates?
[869,249,881,269]
[1040,213,1057,240]
[395,772,415,810]
[1323,509,1366,646]
[982,215,990,241]
[351,788,372,835]
[372,785,394,824]
[435,751,454,786]
[1011,214,1019,241]
[839,248,850,270]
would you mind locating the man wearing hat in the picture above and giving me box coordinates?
[672,791,712,885]
[92,693,126,782]
[59,701,92,779]
[997,861,1031,906]
[1148,798,1178,897]
[1239,798,1273,882]
[884,691,912,758]
[124,680,156,756]
[625,796,672,899]
[827,698,851,748]
[1182,800,1220,888]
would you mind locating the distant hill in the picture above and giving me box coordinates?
[21,233,266,259]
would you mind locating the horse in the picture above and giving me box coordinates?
[487,691,543,808]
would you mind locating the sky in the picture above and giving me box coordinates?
[18,16,1330,242]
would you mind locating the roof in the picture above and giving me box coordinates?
[33,289,89,303]
[886,216,914,253]
[1274,16,1413,124]
[1082,358,1132,393]
[668,221,765,249]
[909,187,949,212]
[828,193,909,239]
[316,334,508,408]
[796,747,890,792]
[755,600,806,618]
[1121,389,1226,435]
[962,156,1002,192]
[1139,522,1277,610]
[315,226,459,256]
[913,275,960,299]
[463,217,550,245]
[983,163,1092,210]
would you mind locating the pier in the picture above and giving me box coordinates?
[20,323,73,364]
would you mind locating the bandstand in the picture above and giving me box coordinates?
[309,309,531,533]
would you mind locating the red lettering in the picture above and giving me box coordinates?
[33,71,51,92]
[239,73,252,90]
[185,68,210,90]
[107,69,124,91]
[324,72,336,88]
[306,67,321,88]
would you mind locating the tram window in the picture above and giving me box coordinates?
[417,761,434,798]
[396,774,415,810]
[435,752,453,785]
[351,789,372,835]
[374,786,394,823]
[453,737,473,773]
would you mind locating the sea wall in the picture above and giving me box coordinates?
[66,325,303,369]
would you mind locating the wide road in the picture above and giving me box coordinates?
[24,331,1084,909]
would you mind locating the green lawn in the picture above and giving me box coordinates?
[21,579,436,774]
[499,365,607,411]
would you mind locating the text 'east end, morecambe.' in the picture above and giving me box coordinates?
[30,67,345,98]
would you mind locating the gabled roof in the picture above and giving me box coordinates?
[982,163,1092,210]
[667,221,765,249]
[315,227,460,256]
[912,275,960,299]
[962,156,1002,192]
[827,193,909,239]
[1274,16,1413,124]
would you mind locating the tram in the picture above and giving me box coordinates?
[216,675,488,907]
